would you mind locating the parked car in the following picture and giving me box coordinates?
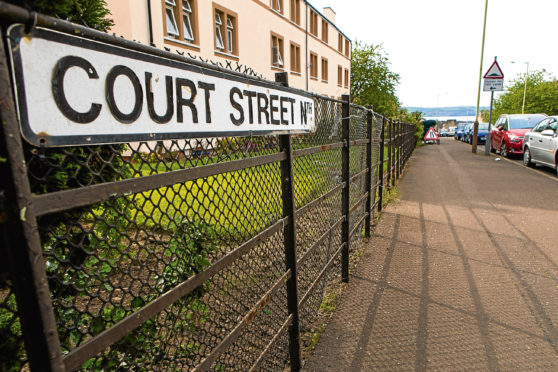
[440,129,449,137]
[474,123,490,144]
[523,116,558,173]
[461,123,473,142]
[454,123,466,140]
[449,127,456,136]
[490,114,547,157]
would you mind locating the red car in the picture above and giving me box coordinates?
[490,114,547,157]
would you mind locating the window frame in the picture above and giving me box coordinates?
[309,10,318,37]
[213,3,239,58]
[290,0,300,24]
[310,52,318,79]
[271,32,285,69]
[345,39,350,58]
[271,0,284,14]
[321,19,328,43]
[290,41,301,74]
[163,0,199,49]
[337,65,343,86]
[321,57,328,82]
[181,0,195,41]
[344,68,349,88]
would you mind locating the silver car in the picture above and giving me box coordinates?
[523,116,558,173]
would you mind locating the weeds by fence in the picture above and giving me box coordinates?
[0,5,415,371]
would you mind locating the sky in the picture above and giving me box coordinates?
[309,0,558,108]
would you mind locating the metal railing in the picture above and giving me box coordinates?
[0,5,416,371]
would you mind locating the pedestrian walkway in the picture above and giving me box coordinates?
[305,139,558,371]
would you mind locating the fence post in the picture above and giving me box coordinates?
[392,120,397,186]
[386,119,393,187]
[401,123,409,168]
[377,116,385,214]
[364,107,373,238]
[341,94,350,283]
[399,122,403,172]
[275,73,301,371]
[0,29,65,371]
[395,121,400,181]
[391,120,396,187]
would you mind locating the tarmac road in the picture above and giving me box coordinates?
[305,137,558,371]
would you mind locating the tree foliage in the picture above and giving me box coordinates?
[350,41,400,117]
[492,69,558,118]
[12,0,114,30]
[397,108,424,143]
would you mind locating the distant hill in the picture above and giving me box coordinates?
[404,106,488,117]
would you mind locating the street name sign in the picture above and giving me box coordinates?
[424,127,439,141]
[8,25,315,147]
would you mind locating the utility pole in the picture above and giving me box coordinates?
[472,0,489,153]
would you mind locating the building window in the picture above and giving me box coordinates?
[164,0,198,44]
[310,10,318,36]
[290,42,301,73]
[337,65,343,86]
[215,12,224,50]
[290,0,300,24]
[271,33,284,68]
[271,0,283,14]
[310,52,318,79]
[338,33,343,53]
[226,17,234,53]
[344,68,349,88]
[182,0,194,41]
[321,57,328,82]
[345,39,350,57]
[321,19,328,43]
[213,5,238,56]
[165,0,180,37]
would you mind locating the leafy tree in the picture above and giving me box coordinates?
[492,69,558,118]
[398,108,423,143]
[12,0,114,30]
[350,41,401,117]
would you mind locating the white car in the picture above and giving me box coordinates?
[523,116,558,174]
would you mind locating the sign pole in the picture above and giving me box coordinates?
[484,88,494,155]
[482,56,503,155]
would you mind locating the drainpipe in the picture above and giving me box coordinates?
[147,0,155,46]
[305,1,308,91]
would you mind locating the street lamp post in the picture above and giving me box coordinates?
[511,61,529,114]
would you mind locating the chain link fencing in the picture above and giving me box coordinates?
[0,5,416,371]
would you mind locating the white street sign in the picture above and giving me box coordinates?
[483,79,503,92]
[9,26,315,147]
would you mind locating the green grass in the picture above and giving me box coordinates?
[103,154,332,240]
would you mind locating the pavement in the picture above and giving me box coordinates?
[304,138,558,371]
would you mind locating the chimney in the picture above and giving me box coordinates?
[323,7,336,24]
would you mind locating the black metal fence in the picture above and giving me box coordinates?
[0,6,415,371]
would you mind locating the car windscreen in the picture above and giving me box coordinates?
[478,123,489,130]
[509,116,545,129]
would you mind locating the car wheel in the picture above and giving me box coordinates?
[490,143,496,153]
[523,148,534,167]
[500,142,508,158]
